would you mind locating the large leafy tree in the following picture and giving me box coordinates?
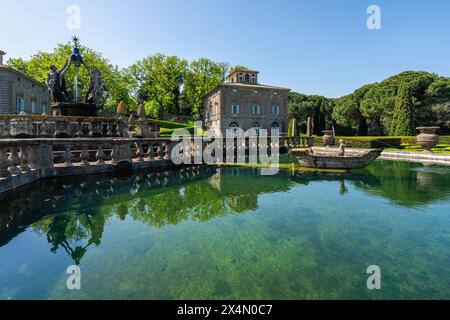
[181,58,229,119]
[288,92,335,135]
[128,53,187,119]
[7,43,133,112]
[333,84,373,136]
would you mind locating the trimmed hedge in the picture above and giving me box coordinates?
[312,136,450,149]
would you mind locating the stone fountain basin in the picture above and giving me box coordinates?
[52,103,98,117]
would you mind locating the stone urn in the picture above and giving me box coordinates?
[322,130,335,147]
[416,127,440,153]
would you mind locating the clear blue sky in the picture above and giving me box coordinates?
[1,0,449,97]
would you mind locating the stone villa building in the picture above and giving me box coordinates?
[203,69,290,135]
[0,50,51,115]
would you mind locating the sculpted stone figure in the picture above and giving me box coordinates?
[337,139,348,157]
[85,67,107,107]
[46,59,71,103]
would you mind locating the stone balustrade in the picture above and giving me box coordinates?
[0,115,138,139]
[0,134,304,194]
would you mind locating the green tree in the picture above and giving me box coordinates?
[128,53,188,119]
[287,118,299,137]
[228,65,251,74]
[390,82,416,136]
[181,58,229,119]
[288,92,335,135]
[333,84,372,136]
[7,43,130,112]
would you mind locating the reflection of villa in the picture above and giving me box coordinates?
[203,69,290,135]
[0,50,51,114]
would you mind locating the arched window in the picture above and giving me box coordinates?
[251,122,261,135]
[271,122,280,134]
[229,122,240,134]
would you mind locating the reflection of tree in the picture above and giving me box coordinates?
[354,161,450,207]
[32,206,112,265]
[7,160,448,265]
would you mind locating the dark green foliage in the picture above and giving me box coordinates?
[329,71,450,135]
[390,83,416,136]
[288,92,335,135]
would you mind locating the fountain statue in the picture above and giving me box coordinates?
[48,36,107,117]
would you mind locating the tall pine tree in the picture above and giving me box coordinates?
[390,82,416,136]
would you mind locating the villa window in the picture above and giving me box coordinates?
[251,122,261,135]
[42,103,47,114]
[229,122,240,134]
[271,122,280,134]
[231,104,240,114]
[252,104,261,115]
[31,99,36,114]
[16,96,25,112]
[272,105,280,115]
[245,74,250,83]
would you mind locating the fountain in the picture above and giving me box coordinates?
[47,36,107,117]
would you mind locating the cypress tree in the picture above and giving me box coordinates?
[390,83,416,136]
[287,118,298,137]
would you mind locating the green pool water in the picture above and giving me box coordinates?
[0,159,449,300]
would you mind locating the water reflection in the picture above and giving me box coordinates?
[1,160,450,265]
[353,161,450,207]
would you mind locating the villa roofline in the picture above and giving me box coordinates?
[0,64,47,88]
[203,82,291,100]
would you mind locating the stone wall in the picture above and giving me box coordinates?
[0,66,51,115]
[204,84,289,135]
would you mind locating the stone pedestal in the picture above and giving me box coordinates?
[52,103,98,117]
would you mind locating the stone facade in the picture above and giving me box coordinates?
[0,51,51,115]
[203,69,290,135]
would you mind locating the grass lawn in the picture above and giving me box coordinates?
[148,119,205,137]
[384,144,450,154]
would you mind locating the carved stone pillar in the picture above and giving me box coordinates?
[28,145,39,170]
[64,145,73,167]
[135,142,144,162]
[0,145,11,177]
[80,145,90,167]
[39,121,50,137]
[7,145,20,175]
[54,119,70,138]
[19,145,30,172]
[96,144,105,165]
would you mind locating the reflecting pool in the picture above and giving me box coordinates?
[0,160,449,299]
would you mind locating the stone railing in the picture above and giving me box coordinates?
[0,114,161,139]
[0,134,305,194]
